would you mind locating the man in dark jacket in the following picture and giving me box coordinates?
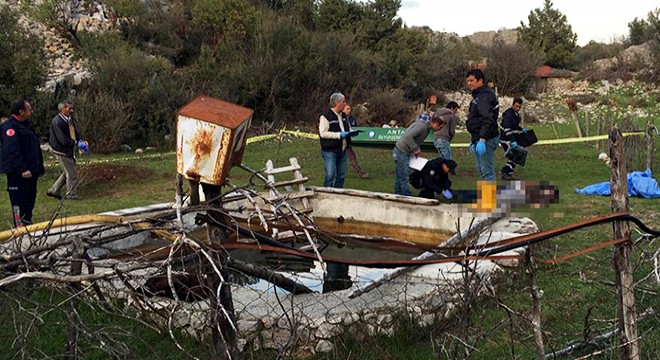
[0,99,45,227]
[47,101,88,200]
[466,69,500,180]
[500,98,525,180]
[409,157,457,199]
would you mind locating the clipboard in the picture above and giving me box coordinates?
[409,156,428,171]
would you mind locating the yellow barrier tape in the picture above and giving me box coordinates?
[282,129,320,140]
[278,130,646,147]
[44,130,646,168]
[246,134,278,144]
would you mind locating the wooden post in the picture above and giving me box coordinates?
[584,112,590,137]
[526,245,545,359]
[65,236,84,359]
[608,126,640,360]
[646,123,654,173]
[566,98,583,138]
[596,116,603,152]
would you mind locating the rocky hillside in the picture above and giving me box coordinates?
[1,0,114,91]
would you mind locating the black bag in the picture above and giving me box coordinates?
[505,146,528,166]
[517,129,538,147]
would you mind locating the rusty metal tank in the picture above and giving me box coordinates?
[176,95,253,185]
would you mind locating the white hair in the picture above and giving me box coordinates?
[329,93,345,107]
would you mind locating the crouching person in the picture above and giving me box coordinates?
[409,157,457,200]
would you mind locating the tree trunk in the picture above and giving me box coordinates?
[608,126,640,360]
[204,186,239,360]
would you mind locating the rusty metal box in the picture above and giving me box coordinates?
[176,95,253,185]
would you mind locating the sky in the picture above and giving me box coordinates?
[397,0,659,46]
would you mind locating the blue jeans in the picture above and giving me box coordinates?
[393,147,412,196]
[473,136,500,181]
[434,138,452,160]
[321,150,347,188]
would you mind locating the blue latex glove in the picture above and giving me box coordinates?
[441,189,453,200]
[475,141,486,155]
[469,143,475,153]
[339,131,349,139]
[510,141,518,149]
[521,127,528,133]
[77,140,89,153]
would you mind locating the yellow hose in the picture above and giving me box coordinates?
[0,215,178,243]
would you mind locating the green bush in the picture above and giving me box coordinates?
[73,91,135,152]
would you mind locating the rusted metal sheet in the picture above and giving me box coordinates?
[175,95,253,185]
[177,95,253,129]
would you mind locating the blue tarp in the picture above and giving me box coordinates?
[575,169,660,198]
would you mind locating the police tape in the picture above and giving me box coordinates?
[42,130,647,168]
[280,129,646,147]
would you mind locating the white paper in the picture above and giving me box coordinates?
[409,156,428,171]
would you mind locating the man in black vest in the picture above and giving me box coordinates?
[319,92,353,188]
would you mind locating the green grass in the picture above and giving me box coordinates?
[1,120,659,359]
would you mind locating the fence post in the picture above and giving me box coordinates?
[608,126,640,360]
[646,123,654,173]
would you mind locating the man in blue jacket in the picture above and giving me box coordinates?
[0,99,45,227]
[466,69,500,180]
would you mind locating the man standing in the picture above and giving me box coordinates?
[466,69,500,181]
[343,103,368,179]
[319,93,352,188]
[500,98,525,180]
[47,101,88,200]
[0,99,45,227]
[433,106,458,160]
[393,113,444,196]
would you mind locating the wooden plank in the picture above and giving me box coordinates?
[264,207,314,221]
[267,190,315,202]
[269,177,309,188]
[310,186,440,205]
[266,160,280,239]
[290,157,311,214]
[264,164,301,175]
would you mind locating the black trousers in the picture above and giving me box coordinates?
[6,173,39,227]
[500,142,517,175]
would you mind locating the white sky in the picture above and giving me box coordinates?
[398,0,659,46]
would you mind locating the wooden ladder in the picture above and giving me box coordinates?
[264,157,314,243]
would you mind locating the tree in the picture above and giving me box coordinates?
[628,8,660,45]
[485,39,544,96]
[518,0,577,69]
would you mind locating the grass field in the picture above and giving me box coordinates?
[1,120,659,359]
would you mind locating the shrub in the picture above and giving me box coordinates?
[0,6,47,114]
[73,91,135,153]
[360,88,415,126]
